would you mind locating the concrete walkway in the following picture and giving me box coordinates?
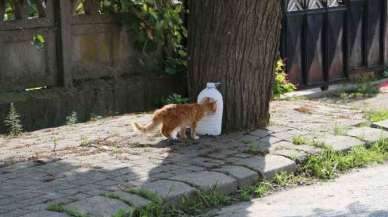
[0,93,386,217]
[210,163,388,217]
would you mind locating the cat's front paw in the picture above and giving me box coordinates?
[193,135,200,140]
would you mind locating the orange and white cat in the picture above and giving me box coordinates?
[133,97,217,140]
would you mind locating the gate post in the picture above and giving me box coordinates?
[383,0,388,66]
[58,0,73,88]
[0,0,5,22]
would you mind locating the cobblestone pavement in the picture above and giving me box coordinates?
[0,93,383,216]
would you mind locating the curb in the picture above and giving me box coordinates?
[281,78,388,99]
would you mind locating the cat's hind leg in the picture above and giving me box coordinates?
[178,127,187,139]
[170,127,180,140]
[161,125,173,139]
[191,122,200,140]
[161,124,180,140]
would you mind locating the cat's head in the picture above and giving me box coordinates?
[200,97,217,113]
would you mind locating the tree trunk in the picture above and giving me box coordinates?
[187,0,282,132]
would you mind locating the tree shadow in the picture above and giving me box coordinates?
[0,121,272,217]
[140,129,273,216]
[0,153,141,216]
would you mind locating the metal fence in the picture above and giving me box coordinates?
[281,0,388,89]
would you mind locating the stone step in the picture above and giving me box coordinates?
[226,155,297,180]
[372,120,388,131]
[170,171,238,194]
[321,135,365,152]
[140,180,198,203]
[347,127,388,144]
[213,165,260,187]
[64,196,133,217]
[107,191,151,208]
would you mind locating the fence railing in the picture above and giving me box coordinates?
[0,0,138,92]
[281,0,388,89]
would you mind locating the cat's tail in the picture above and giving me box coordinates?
[132,117,162,133]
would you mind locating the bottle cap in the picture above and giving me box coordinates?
[207,82,221,88]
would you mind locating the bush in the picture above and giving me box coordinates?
[160,93,189,105]
[117,0,187,75]
[273,59,297,97]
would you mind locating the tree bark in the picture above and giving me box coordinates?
[187,0,282,132]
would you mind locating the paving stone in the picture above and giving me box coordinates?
[229,155,297,180]
[347,127,388,144]
[291,144,322,155]
[21,211,70,217]
[188,157,225,168]
[372,120,388,130]
[170,171,238,194]
[238,135,260,144]
[271,149,308,162]
[141,180,197,203]
[256,136,283,154]
[322,135,365,152]
[64,196,131,217]
[3,210,32,217]
[213,166,259,187]
[268,141,311,160]
[242,136,283,155]
[271,129,307,141]
[249,129,270,138]
[109,191,151,208]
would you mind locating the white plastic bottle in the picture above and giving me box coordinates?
[197,82,223,136]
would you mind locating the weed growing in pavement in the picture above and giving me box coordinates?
[4,102,23,137]
[292,135,308,145]
[334,82,379,100]
[366,109,388,122]
[334,124,350,136]
[47,203,88,217]
[66,111,79,125]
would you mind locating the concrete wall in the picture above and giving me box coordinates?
[0,75,186,133]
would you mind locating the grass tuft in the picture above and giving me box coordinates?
[47,203,88,217]
[366,109,388,122]
[334,82,379,100]
[131,187,232,217]
[292,135,308,145]
[66,111,79,125]
[334,124,350,136]
[126,188,162,203]
[302,139,388,179]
